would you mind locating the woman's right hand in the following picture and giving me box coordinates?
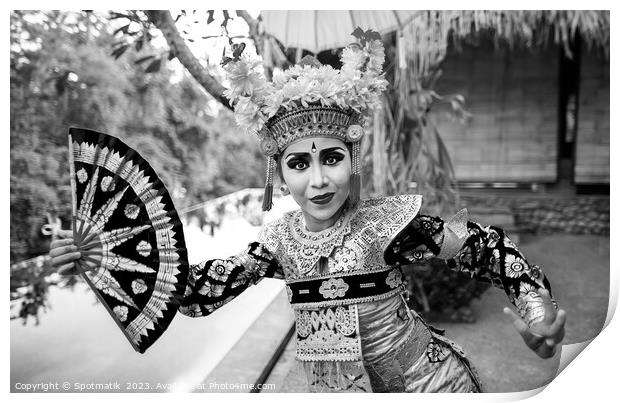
[49,229,82,275]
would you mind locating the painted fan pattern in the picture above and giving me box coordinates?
[68,128,188,353]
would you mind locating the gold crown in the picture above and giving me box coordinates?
[263,106,363,153]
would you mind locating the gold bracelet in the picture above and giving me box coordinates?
[525,305,546,327]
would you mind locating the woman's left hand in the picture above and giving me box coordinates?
[503,289,566,359]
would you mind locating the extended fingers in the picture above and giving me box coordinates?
[50,241,81,268]
[533,309,565,358]
[52,252,82,268]
[50,242,78,258]
[504,302,563,359]
[49,238,74,251]
[532,308,566,338]
[504,307,547,348]
[51,250,82,267]
[548,309,567,343]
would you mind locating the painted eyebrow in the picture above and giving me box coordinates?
[319,147,346,157]
[284,147,346,161]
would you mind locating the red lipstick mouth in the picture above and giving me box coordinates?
[310,192,335,205]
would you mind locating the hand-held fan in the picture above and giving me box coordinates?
[68,127,189,353]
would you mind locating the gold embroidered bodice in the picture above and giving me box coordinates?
[257,195,422,281]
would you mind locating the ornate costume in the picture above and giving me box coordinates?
[178,194,555,392]
[174,28,559,393]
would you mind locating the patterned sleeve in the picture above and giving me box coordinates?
[386,211,556,327]
[178,241,284,318]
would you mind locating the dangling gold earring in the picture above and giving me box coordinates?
[280,184,290,196]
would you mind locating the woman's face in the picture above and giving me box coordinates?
[280,137,351,231]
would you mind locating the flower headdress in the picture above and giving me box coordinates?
[222,28,388,211]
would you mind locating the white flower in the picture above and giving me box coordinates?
[263,91,285,118]
[113,305,128,322]
[124,204,140,219]
[131,279,148,294]
[136,241,152,257]
[234,97,265,133]
[505,254,529,278]
[208,260,236,282]
[76,168,88,183]
[364,39,385,74]
[100,176,115,192]
[271,68,290,89]
[198,281,226,298]
[198,280,213,296]
[223,57,269,99]
[519,283,539,298]
[341,46,366,74]
[223,35,388,135]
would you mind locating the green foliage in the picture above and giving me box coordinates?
[10,11,264,262]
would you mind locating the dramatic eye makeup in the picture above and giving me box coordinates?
[284,146,346,170]
[323,150,345,165]
[286,157,309,170]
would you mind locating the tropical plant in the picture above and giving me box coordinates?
[9,10,265,262]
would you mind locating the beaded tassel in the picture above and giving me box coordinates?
[262,157,275,211]
[349,141,361,205]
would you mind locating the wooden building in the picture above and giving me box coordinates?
[431,38,609,186]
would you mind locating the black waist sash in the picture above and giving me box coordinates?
[287,266,405,308]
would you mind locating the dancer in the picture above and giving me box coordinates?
[50,30,565,392]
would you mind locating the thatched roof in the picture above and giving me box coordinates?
[452,11,608,53]
[401,10,609,77]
